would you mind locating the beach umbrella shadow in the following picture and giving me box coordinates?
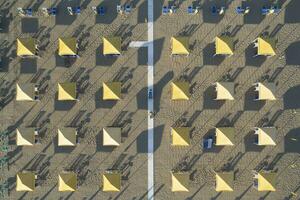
[55,0,80,25]
[202,0,225,23]
[285,41,300,65]
[95,0,117,24]
[95,46,118,67]
[285,0,300,23]
[203,43,225,66]
[136,125,164,153]
[244,86,265,110]
[203,85,225,110]
[284,128,300,153]
[54,93,76,111]
[243,0,265,24]
[283,85,300,109]
[20,58,37,73]
[21,18,39,33]
[53,134,75,153]
[94,88,118,109]
[137,0,147,23]
[243,131,265,152]
[245,44,266,67]
[96,131,116,152]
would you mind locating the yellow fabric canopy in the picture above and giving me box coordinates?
[103,172,121,192]
[103,37,121,55]
[171,37,190,55]
[171,172,189,192]
[257,37,276,56]
[215,36,234,55]
[216,172,234,192]
[215,82,234,100]
[103,82,121,100]
[256,127,277,146]
[103,127,121,146]
[257,172,276,191]
[59,172,77,192]
[58,83,77,101]
[16,172,35,191]
[257,82,276,100]
[16,83,35,101]
[215,127,235,146]
[16,128,35,146]
[58,38,77,56]
[171,127,190,146]
[17,38,36,56]
[171,81,190,100]
[58,128,77,146]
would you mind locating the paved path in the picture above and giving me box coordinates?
[147,0,154,199]
[129,41,149,48]
[129,1,154,198]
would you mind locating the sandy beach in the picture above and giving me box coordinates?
[0,0,299,199]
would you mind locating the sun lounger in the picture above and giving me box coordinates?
[117,4,123,14]
[67,6,80,15]
[236,6,250,14]
[162,6,169,15]
[99,6,105,15]
[262,5,281,15]
[42,7,56,16]
[125,4,132,14]
[203,137,213,149]
[17,8,33,17]
[92,6,105,15]
[211,6,225,15]
[162,6,176,15]
[187,6,199,14]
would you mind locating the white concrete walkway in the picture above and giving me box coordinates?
[147,0,154,199]
[129,41,149,48]
[129,1,154,198]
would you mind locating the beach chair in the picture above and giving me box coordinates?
[92,6,106,15]
[125,4,132,14]
[211,6,225,15]
[203,136,213,149]
[117,4,123,14]
[162,6,169,15]
[67,6,80,15]
[262,6,270,15]
[272,5,281,14]
[262,5,281,15]
[34,85,39,100]
[219,7,225,15]
[17,8,33,17]
[236,6,250,15]
[170,6,176,14]
[187,6,199,14]
[42,7,57,16]
[99,6,105,15]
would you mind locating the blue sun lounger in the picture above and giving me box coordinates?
[125,4,132,14]
[236,6,250,14]
[67,6,80,15]
[42,7,57,16]
[187,6,199,14]
[162,6,169,15]
[92,6,105,15]
[17,8,33,16]
[211,6,225,15]
[203,137,213,149]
